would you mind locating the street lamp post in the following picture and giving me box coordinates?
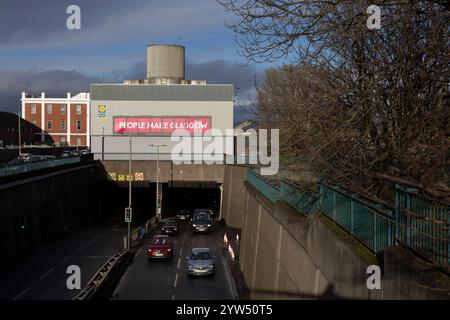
[127,134,132,250]
[18,112,22,156]
[149,144,167,222]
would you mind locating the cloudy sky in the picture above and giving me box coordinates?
[0,0,280,123]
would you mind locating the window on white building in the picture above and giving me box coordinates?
[60,105,66,114]
[76,137,82,146]
[47,104,52,114]
[31,104,36,114]
[47,120,52,130]
[76,104,82,114]
[60,120,66,130]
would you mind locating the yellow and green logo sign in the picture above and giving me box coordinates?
[97,104,107,119]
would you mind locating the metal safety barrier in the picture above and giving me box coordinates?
[73,248,128,300]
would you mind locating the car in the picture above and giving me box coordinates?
[61,150,72,158]
[41,155,56,161]
[176,210,191,221]
[160,220,179,235]
[147,235,174,260]
[17,153,32,162]
[80,149,90,155]
[191,209,213,233]
[71,150,80,157]
[186,248,216,276]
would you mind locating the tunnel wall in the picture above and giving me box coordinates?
[221,165,248,227]
[233,175,449,299]
[100,160,225,183]
[0,162,108,265]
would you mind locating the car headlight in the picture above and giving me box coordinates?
[174,228,178,230]
[167,248,171,251]
[209,264,214,268]
[207,224,211,227]
[192,224,196,227]
[188,264,194,269]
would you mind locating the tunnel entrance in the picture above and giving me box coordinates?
[162,181,222,219]
[103,180,222,224]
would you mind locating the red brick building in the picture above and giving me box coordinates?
[21,92,90,147]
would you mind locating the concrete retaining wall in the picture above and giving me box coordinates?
[0,162,109,265]
[228,171,450,299]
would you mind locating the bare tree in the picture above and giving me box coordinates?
[220,0,450,203]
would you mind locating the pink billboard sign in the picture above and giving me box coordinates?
[113,116,211,134]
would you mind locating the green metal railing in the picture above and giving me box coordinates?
[396,184,450,265]
[318,183,396,253]
[246,169,280,203]
[0,157,81,178]
[245,169,448,265]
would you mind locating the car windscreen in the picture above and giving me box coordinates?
[150,237,171,245]
[193,212,210,222]
[163,221,177,226]
[190,251,211,260]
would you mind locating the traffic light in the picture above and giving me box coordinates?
[19,215,26,230]
[125,207,132,223]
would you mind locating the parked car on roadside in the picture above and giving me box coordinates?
[80,149,90,155]
[186,248,216,276]
[61,150,72,158]
[147,235,174,261]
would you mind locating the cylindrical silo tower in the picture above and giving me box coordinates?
[146,44,185,84]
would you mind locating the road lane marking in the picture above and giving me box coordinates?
[75,246,85,253]
[39,267,55,280]
[60,257,70,264]
[179,248,183,258]
[87,237,97,246]
[13,286,30,300]
[172,294,175,300]
[177,258,181,269]
[173,273,179,288]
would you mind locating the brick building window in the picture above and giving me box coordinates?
[76,104,82,115]
[60,120,66,130]
[47,104,52,114]
[60,105,66,114]
[77,137,82,146]
[47,120,52,130]
[31,104,36,114]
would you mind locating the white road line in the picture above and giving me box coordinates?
[60,257,70,264]
[173,273,179,288]
[87,238,97,246]
[177,257,181,269]
[172,294,175,300]
[13,286,30,300]
[39,267,55,280]
[75,246,85,253]
[179,248,183,258]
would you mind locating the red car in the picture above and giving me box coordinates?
[147,235,174,260]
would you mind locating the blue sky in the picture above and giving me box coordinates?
[0,0,280,121]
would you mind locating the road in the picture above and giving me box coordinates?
[0,217,127,300]
[113,220,238,300]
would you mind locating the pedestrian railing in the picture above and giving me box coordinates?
[245,169,448,266]
[396,184,450,265]
[0,157,80,178]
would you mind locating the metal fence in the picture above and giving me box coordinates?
[396,184,450,265]
[246,169,280,204]
[246,169,448,266]
[0,157,81,178]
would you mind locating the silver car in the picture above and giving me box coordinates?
[186,248,216,276]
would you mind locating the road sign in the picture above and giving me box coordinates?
[135,172,144,181]
[125,207,132,223]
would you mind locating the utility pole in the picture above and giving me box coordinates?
[149,144,167,222]
[127,134,132,250]
[18,112,22,156]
